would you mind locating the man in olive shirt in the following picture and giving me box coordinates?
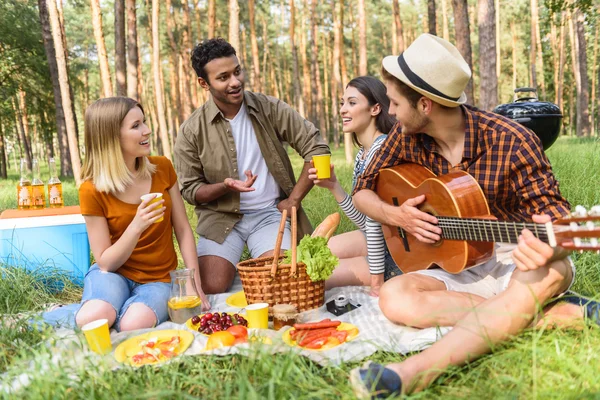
[174,38,330,294]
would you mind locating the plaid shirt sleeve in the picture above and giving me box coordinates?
[352,124,403,195]
[509,138,570,221]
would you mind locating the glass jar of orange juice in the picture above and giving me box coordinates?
[167,269,203,324]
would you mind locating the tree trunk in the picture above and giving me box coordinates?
[126,0,139,100]
[477,0,497,111]
[495,0,500,80]
[115,0,127,96]
[574,10,591,136]
[47,0,81,182]
[181,0,196,114]
[195,1,202,41]
[511,21,518,91]
[166,0,183,125]
[339,0,349,88]
[557,12,566,110]
[301,5,312,116]
[591,21,598,134]
[452,0,474,103]
[349,3,358,76]
[357,0,367,75]
[392,0,405,53]
[229,0,240,52]
[0,122,6,179]
[332,4,342,151]
[309,0,326,143]
[529,0,537,90]
[136,29,145,103]
[208,0,216,38]
[442,0,450,41]
[248,0,262,92]
[152,0,172,159]
[289,0,305,116]
[322,30,331,136]
[18,91,34,166]
[37,0,72,176]
[428,0,437,35]
[533,0,545,97]
[91,0,113,98]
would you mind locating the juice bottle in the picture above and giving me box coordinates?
[17,158,33,210]
[31,158,45,209]
[47,157,63,208]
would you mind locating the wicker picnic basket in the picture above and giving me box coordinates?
[237,206,325,313]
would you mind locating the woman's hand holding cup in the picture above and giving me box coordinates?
[133,193,165,234]
[308,159,337,190]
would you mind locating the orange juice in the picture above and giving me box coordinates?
[31,184,45,209]
[48,182,63,208]
[17,181,33,210]
[167,296,202,324]
[17,158,32,210]
[31,158,45,209]
[47,157,63,208]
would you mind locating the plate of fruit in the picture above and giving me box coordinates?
[114,329,194,367]
[186,312,247,335]
[282,319,359,351]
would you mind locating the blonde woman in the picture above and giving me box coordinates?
[45,97,210,332]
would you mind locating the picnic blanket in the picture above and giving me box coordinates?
[2,277,449,394]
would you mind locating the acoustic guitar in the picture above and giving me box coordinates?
[376,163,600,274]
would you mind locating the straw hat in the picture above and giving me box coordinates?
[382,34,472,107]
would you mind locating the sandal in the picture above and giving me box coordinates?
[349,361,403,399]
[546,291,600,325]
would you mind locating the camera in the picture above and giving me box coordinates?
[326,294,361,316]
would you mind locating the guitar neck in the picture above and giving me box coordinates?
[437,217,556,247]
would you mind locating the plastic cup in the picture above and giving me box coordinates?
[140,192,164,223]
[81,319,112,355]
[312,154,331,179]
[246,303,269,329]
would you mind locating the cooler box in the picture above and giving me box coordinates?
[0,206,90,286]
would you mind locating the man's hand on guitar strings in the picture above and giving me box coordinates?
[384,194,442,244]
[512,214,569,272]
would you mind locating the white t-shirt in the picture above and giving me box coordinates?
[227,104,280,211]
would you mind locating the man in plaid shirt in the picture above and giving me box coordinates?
[349,34,590,398]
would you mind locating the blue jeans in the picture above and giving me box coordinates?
[42,264,171,331]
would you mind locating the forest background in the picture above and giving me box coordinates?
[0,0,599,184]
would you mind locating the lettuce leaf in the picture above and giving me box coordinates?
[283,235,339,282]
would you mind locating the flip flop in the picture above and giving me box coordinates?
[349,361,403,399]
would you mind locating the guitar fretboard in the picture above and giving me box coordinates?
[437,217,550,244]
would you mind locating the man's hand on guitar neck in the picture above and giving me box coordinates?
[381,194,442,244]
[512,214,571,272]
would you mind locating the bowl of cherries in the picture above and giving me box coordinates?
[186,312,248,335]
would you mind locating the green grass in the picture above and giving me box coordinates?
[1,137,599,399]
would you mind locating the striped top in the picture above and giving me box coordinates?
[353,105,570,222]
[339,134,388,275]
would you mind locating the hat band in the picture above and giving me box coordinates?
[397,55,460,102]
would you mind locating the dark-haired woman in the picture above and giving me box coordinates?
[308,76,401,296]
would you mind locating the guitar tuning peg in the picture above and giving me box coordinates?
[573,205,588,217]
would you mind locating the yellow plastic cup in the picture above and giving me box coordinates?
[81,319,112,355]
[140,192,164,223]
[246,303,269,329]
[312,154,331,179]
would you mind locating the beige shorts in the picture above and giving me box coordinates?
[412,244,576,299]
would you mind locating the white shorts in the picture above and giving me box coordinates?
[196,206,291,267]
[412,244,576,299]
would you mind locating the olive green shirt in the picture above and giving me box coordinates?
[174,91,330,244]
